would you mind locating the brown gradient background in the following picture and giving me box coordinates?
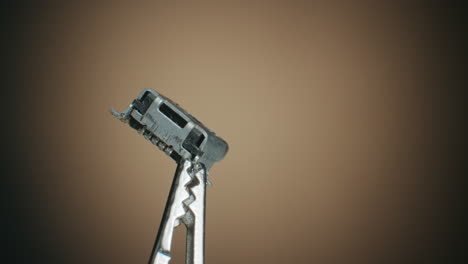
[4,1,462,264]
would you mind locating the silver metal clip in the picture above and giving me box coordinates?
[111,89,228,264]
[150,159,206,264]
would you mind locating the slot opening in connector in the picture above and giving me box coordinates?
[159,103,188,128]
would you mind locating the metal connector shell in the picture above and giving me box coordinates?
[112,89,228,170]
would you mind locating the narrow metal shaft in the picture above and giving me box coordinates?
[148,160,207,264]
[185,164,206,264]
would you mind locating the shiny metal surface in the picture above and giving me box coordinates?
[150,160,206,264]
[111,89,228,170]
[111,90,227,264]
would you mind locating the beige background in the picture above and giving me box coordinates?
[18,1,447,263]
